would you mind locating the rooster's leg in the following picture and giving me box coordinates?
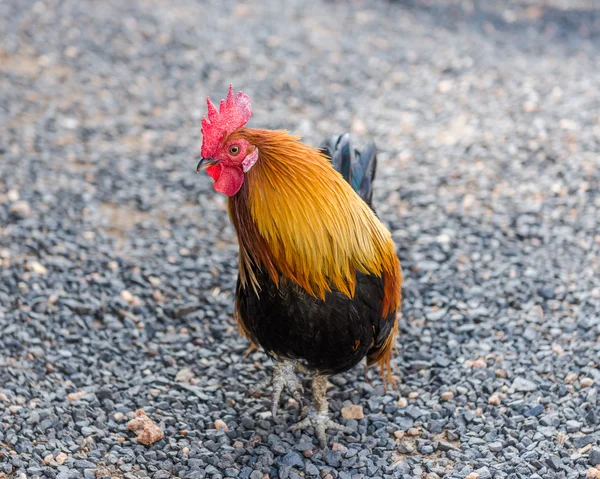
[288,375,350,448]
[249,360,303,418]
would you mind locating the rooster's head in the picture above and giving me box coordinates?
[197,85,257,196]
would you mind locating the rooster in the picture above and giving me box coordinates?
[197,86,402,447]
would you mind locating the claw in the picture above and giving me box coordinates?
[289,411,351,449]
[288,375,351,448]
[248,360,304,418]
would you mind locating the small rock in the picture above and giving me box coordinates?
[440,391,454,401]
[175,368,195,383]
[581,378,595,388]
[394,430,405,439]
[214,419,229,431]
[126,409,164,445]
[10,200,31,218]
[281,451,303,467]
[407,427,419,436]
[420,444,434,454]
[524,404,544,417]
[67,391,87,401]
[588,468,600,479]
[120,290,135,303]
[411,360,432,370]
[475,467,491,479]
[29,261,48,275]
[489,442,503,452]
[565,373,579,384]
[152,289,165,302]
[465,473,480,479]
[547,455,561,470]
[397,398,408,407]
[44,454,54,465]
[513,377,537,392]
[566,420,581,433]
[55,452,68,465]
[7,189,19,202]
[471,358,487,368]
[589,449,600,466]
[488,394,502,406]
[341,405,364,420]
[331,443,347,453]
[305,463,319,476]
[456,386,468,395]
[397,443,413,454]
[539,287,555,299]
[438,441,456,451]
[495,369,508,379]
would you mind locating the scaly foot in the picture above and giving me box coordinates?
[249,360,303,417]
[288,375,351,448]
[289,409,350,448]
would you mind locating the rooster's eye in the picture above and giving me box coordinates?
[229,145,240,155]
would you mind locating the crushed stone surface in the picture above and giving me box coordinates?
[1,0,600,478]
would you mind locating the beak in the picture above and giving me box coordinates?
[196,157,218,173]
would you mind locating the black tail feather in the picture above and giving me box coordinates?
[320,133,377,207]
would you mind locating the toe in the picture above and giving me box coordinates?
[248,376,272,396]
[316,432,327,449]
[288,417,311,432]
[325,419,349,432]
[289,384,304,411]
[271,381,285,418]
[314,421,328,449]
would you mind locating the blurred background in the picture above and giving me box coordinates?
[1,0,600,478]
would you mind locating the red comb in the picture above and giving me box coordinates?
[201,84,252,158]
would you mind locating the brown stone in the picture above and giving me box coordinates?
[127,409,164,445]
[341,405,364,420]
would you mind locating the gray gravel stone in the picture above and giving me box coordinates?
[590,449,600,466]
[476,467,492,479]
[489,442,503,452]
[304,463,319,476]
[513,377,538,392]
[1,1,599,479]
[282,452,303,467]
[546,456,562,471]
[566,420,581,432]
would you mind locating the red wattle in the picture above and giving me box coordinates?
[212,164,244,196]
[206,164,221,181]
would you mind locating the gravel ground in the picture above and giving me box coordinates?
[1,0,600,478]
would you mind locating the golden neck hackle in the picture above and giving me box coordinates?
[227,128,401,318]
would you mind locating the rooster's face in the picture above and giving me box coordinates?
[197,137,258,196]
